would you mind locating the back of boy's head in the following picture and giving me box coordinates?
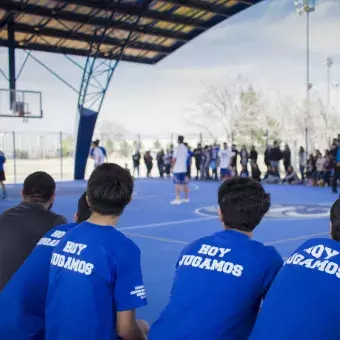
[330,199,340,241]
[87,163,133,216]
[22,171,56,204]
[76,192,91,223]
[218,177,270,232]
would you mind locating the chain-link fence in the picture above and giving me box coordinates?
[0,129,336,184]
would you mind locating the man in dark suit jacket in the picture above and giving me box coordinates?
[0,171,66,291]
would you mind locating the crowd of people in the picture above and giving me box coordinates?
[0,164,340,339]
[130,134,340,194]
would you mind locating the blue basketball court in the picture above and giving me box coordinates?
[0,180,335,323]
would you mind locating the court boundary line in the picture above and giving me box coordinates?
[119,216,216,231]
[124,231,329,248]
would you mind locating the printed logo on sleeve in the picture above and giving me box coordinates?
[130,285,147,299]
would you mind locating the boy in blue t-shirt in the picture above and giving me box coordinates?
[0,150,7,199]
[249,199,340,340]
[46,163,148,340]
[149,177,283,340]
[0,191,91,340]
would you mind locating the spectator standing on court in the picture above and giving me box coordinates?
[186,144,194,180]
[171,136,189,204]
[91,140,105,168]
[0,192,90,339]
[132,150,141,178]
[231,144,239,176]
[0,171,66,291]
[0,151,7,199]
[144,151,153,178]
[149,178,283,340]
[211,143,220,181]
[282,144,291,172]
[218,143,234,181]
[298,146,307,183]
[249,146,258,164]
[193,143,203,180]
[202,146,211,180]
[156,149,165,178]
[269,141,282,169]
[240,145,249,167]
[264,145,271,169]
[163,149,172,179]
[249,198,340,340]
[332,142,340,193]
[46,164,149,340]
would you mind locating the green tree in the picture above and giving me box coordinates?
[61,135,74,157]
[153,140,162,150]
[119,140,131,157]
[105,139,114,154]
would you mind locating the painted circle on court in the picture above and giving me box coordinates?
[195,204,330,219]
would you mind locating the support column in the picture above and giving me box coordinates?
[74,107,99,180]
[8,16,16,110]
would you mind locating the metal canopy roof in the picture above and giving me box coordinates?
[0,0,261,65]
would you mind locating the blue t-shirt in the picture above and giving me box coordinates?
[211,146,219,160]
[336,147,340,163]
[45,222,147,340]
[0,151,5,171]
[149,230,283,340]
[0,223,76,340]
[249,238,340,340]
[90,146,107,158]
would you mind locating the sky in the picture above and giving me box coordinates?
[1,0,340,138]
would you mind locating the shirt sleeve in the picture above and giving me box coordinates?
[114,244,147,311]
[262,247,283,298]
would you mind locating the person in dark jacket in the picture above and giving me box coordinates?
[157,149,165,178]
[144,151,153,178]
[231,144,239,176]
[282,145,291,172]
[250,146,258,164]
[269,141,283,169]
[264,146,271,169]
[193,144,203,180]
[132,150,141,178]
[0,171,66,291]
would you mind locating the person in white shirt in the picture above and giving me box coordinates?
[171,135,189,205]
[218,143,235,181]
[91,140,105,168]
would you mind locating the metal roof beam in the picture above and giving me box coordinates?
[0,1,191,42]
[14,23,174,55]
[0,38,156,64]
[58,0,211,30]
[164,0,233,17]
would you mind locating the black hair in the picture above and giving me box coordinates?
[87,163,133,216]
[330,199,340,241]
[22,171,56,204]
[178,135,184,144]
[218,177,270,232]
[76,192,91,223]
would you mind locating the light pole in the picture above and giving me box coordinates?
[294,0,315,155]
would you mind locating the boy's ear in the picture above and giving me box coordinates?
[74,213,78,223]
[218,208,223,222]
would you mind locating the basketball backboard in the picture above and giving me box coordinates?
[0,89,43,119]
